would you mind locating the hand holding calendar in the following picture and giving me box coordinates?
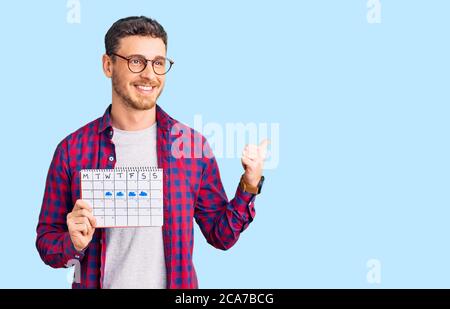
[67,199,97,252]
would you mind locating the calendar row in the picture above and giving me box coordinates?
[81,180,162,190]
[95,215,163,227]
[81,170,162,182]
[84,198,163,208]
[82,189,162,199]
[93,208,162,216]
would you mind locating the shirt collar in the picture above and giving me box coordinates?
[98,104,172,134]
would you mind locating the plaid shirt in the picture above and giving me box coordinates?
[36,104,257,289]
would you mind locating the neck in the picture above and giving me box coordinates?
[110,101,156,131]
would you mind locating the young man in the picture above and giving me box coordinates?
[36,16,267,289]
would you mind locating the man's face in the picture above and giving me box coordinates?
[105,35,167,111]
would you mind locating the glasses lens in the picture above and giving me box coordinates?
[128,56,146,73]
[152,57,171,75]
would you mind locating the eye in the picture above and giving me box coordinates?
[153,58,166,67]
[130,57,145,66]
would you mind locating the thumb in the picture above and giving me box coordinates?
[259,139,270,158]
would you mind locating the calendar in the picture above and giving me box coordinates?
[79,167,163,228]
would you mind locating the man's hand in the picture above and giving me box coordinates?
[241,139,270,187]
[67,200,97,252]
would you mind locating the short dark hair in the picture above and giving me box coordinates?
[105,16,168,56]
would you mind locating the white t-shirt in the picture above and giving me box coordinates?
[103,123,167,289]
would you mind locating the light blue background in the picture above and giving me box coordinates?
[0,0,449,288]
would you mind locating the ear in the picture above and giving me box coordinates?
[102,54,113,78]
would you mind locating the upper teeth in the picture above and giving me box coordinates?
[137,85,153,90]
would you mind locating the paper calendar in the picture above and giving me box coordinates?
[80,167,163,228]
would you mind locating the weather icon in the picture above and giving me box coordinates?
[128,192,137,197]
[139,191,148,197]
[105,192,113,197]
[116,191,124,197]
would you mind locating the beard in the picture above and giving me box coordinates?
[111,72,161,111]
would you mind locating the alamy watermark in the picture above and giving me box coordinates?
[66,0,81,24]
[66,259,81,284]
[170,115,280,170]
[367,0,382,24]
[366,258,381,284]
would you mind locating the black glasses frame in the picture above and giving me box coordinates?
[110,53,174,75]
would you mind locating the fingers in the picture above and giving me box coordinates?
[68,219,89,236]
[243,145,258,161]
[259,139,270,160]
[259,139,270,149]
[71,216,95,235]
[72,216,93,228]
[72,209,96,228]
[241,156,254,169]
[243,139,270,161]
[73,199,93,212]
[68,201,97,228]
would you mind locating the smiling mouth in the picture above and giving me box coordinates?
[134,84,156,94]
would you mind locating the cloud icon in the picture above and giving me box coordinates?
[139,191,148,197]
[105,192,113,197]
[128,192,137,197]
[116,192,124,197]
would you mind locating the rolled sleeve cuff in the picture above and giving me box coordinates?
[63,232,86,263]
[234,185,257,227]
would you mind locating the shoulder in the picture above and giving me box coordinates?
[54,116,102,155]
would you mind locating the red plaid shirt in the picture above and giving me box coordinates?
[36,104,257,288]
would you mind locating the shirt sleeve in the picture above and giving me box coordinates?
[194,139,257,250]
[36,140,85,268]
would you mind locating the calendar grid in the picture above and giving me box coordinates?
[80,167,163,228]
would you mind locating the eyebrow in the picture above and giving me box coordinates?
[127,54,166,60]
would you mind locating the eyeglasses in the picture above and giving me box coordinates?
[110,53,174,75]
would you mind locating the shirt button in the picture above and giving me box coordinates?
[109,156,114,162]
